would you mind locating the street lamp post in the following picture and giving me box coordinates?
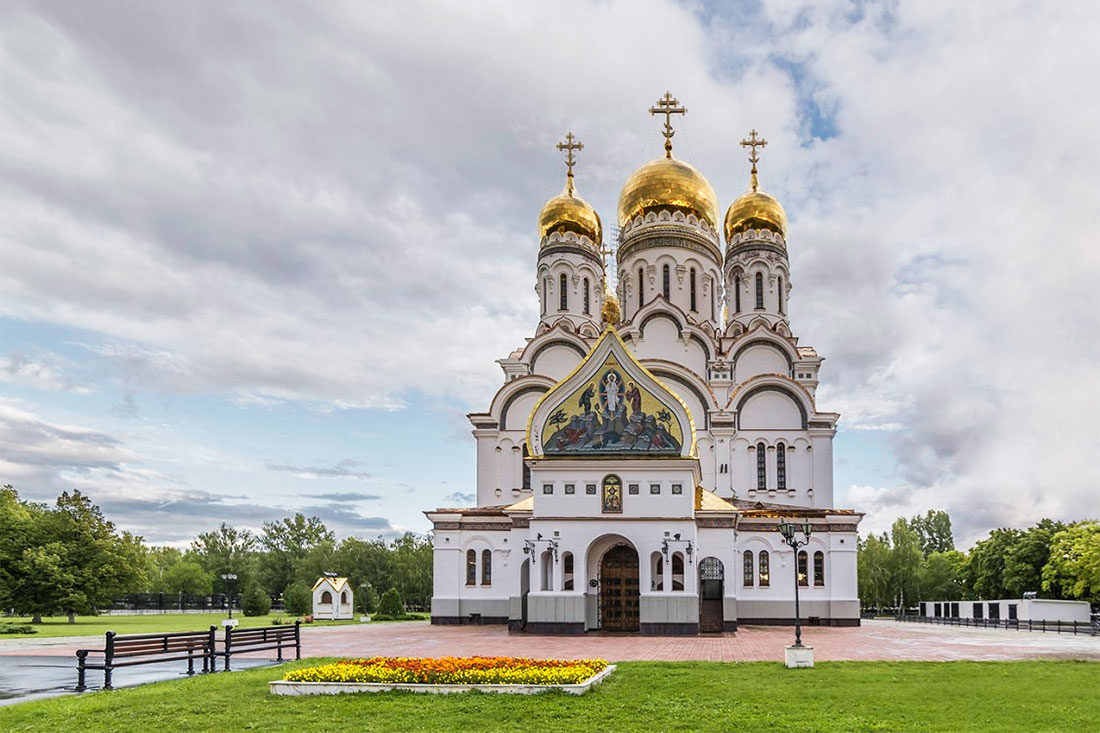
[221,573,238,619]
[778,521,814,667]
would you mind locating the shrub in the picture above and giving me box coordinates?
[378,587,404,617]
[358,584,379,615]
[241,585,272,616]
[0,623,38,635]
[283,583,311,616]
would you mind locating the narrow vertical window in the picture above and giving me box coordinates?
[466,550,476,586]
[542,278,548,314]
[743,550,754,587]
[671,552,685,591]
[734,276,741,312]
[777,443,786,490]
[583,277,590,315]
[756,442,766,490]
[759,550,770,587]
[662,264,670,299]
[638,267,644,310]
[797,550,808,587]
[521,443,531,490]
[814,551,824,587]
[559,273,568,310]
[690,268,697,311]
[563,552,574,590]
[778,276,785,314]
[711,287,715,320]
[482,549,492,585]
[755,272,764,309]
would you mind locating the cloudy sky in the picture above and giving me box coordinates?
[2,1,1097,547]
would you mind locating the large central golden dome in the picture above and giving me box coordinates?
[617,156,719,230]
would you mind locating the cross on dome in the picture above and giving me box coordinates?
[649,92,686,158]
[556,132,584,194]
[739,129,768,192]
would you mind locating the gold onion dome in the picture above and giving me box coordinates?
[617,156,719,230]
[538,181,602,245]
[725,128,787,241]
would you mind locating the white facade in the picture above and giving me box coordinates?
[312,576,354,620]
[921,598,1091,623]
[426,125,862,633]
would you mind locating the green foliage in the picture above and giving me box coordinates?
[0,623,37,634]
[283,582,312,616]
[909,510,955,556]
[190,523,257,595]
[889,518,923,610]
[1042,521,1100,603]
[378,587,404,616]
[919,550,967,601]
[162,560,214,596]
[358,583,380,614]
[2,660,1097,732]
[259,514,335,595]
[241,585,272,616]
[857,533,892,610]
[1003,519,1066,597]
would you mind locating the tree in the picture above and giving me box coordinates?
[378,587,404,616]
[358,583,380,614]
[919,550,967,601]
[1042,521,1100,603]
[283,583,312,616]
[858,533,892,611]
[1003,519,1066,597]
[889,519,923,613]
[389,533,434,611]
[259,514,334,595]
[162,560,214,600]
[191,523,257,595]
[967,528,1022,599]
[144,546,183,591]
[242,585,271,616]
[909,510,955,557]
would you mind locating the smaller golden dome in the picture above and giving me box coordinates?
[538,180,602,245]
[617,157,719,230]
[601,287,621,325]
[724,187,787,241]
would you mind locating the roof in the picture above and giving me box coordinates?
[695,487,737,512]
[426,504,511,517]
[505,495,534,512]
[312,576,349,592]
[732,498,862,518]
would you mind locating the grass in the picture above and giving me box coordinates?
[0,613,428,639]
[1,659,1095,732]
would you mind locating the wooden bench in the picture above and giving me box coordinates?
[76,629,214,691]
[215,621,300,671]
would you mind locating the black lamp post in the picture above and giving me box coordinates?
[221,573,238,619]
[778,521,813,648]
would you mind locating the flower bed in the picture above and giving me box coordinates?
[271,656,613,696]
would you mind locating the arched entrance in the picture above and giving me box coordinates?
[599,544,639,631]
[699,557,724,633]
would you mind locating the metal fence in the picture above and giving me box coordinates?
[106,593,239,613]
[898,613,1097,636]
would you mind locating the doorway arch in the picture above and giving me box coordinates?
[699,557,724,633]
[599,544,640,631]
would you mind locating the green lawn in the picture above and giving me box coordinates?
[0,612,428,639]
[1,659,1095,732]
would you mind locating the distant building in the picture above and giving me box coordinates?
[312,576,354,620]
[920,598,1090,624]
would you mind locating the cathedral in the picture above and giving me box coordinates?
[426,94,862,633]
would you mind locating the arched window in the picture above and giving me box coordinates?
[652,552,664,590]
[542,278,548,315]
[540,550,553,591]
[563,552,574,590]
[583,277,590,315]
[777,443,787,490]
[521,443,531,490]
[320,590,332,604]
[734,276,741,313]
[711,287,716,320]
[797,550,808,587]
[662,264,671,299]
[759,550,770,587]
[559,273,568,310]
[672,552,685,591]
[689,268,697,311]
[482,549,492,585]
[638,267,644,309]
[601,474,623,514]
[466,549,477,586]
[778,276,785,314]
[814,551,825,587]
[756,442,766,490]
[340,591,347,604]
[755,272,764,309]
[743,550,754,587]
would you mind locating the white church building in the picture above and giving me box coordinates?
[426,96,862,633]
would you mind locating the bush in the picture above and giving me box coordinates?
[283,583,311,616]
[358,584,379,615]
[241,585,272,616]
[378,587,404,617]
[0,623,38,635]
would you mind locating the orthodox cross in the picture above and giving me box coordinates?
[739,129,768,191]
[556,132,583,194]
[649,92,686,158]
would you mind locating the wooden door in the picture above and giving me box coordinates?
[600,544,639,631]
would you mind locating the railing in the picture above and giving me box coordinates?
[898,614,1097,635]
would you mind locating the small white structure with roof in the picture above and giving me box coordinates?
[312,574,354,620]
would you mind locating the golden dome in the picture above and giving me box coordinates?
[724,187,787,241]
[617,156,719,230]
[538,180,602,245]
[601,287,621,325]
